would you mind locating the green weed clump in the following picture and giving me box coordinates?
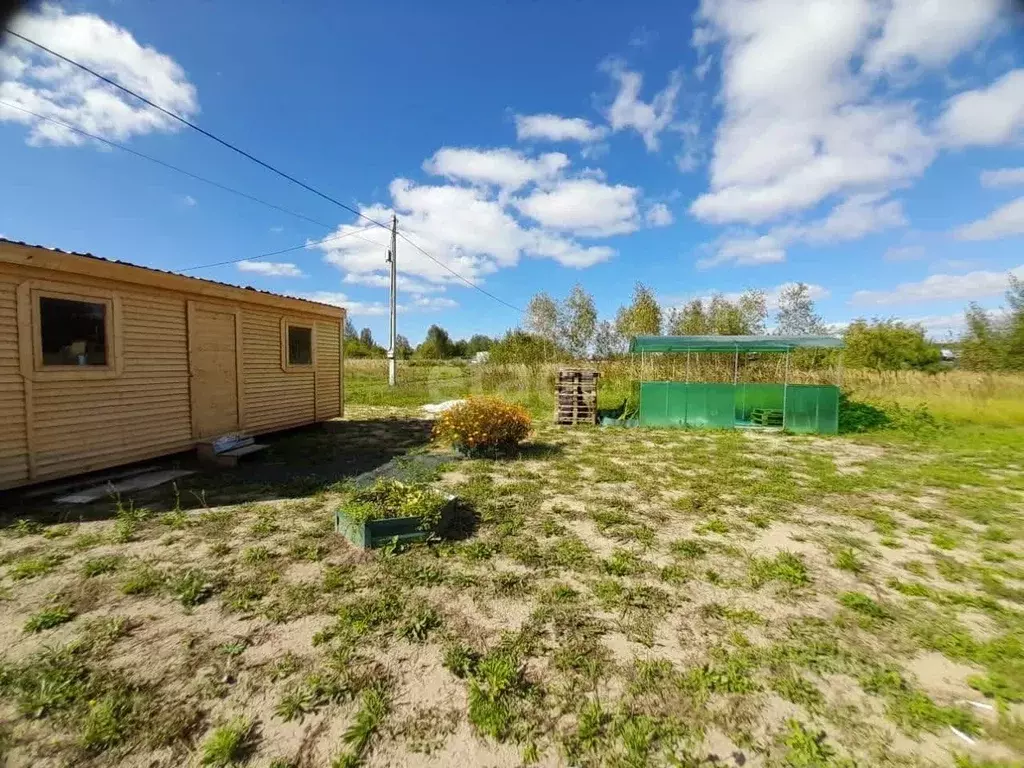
[749,552,811,588]
[24,605,75,633]
[8,554,64,581]
[837,393,945,435]
[200,718,256,766]
[332,683,391,767]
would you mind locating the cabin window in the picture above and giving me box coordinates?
[288,325,313,366]
[39,296,108,366]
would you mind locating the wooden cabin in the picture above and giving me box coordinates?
[0,239,346,490]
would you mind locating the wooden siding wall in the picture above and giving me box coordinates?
[0,260,342,490]
[316,319,341,420]
[0,274,28,488]
[241,309,342,433]
[31,290,194,484]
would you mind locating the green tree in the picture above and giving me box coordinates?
[959,275,1024,371]
[775,283,825,335]
[1006,274,1024,367]
[668,299,710,335]
[394,334,412,359]
[344,318,358,339]
[958,304,1003,371]
[708,294,747,334]
[525,292,560,343]
[488,329,555,364]
[592,320,623,359]
[465,334,494,356]
[667,290,766,336]
[615,282,662,340]
[415,324,454,359]
[738,289,768,335]
[842,319,942,371]
[561,283,598,358]
[359,327,375,348]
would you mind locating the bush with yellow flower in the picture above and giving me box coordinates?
[432,397,531,457]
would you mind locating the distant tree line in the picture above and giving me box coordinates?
[344,272,1024,372]
[344,318,494,361]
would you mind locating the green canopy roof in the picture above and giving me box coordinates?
[629,335,844,353]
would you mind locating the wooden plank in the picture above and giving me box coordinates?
[55,469,196,504]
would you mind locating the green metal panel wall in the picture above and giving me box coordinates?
[783,385,839,435]
[639,382,840,434]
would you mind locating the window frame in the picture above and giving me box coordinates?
[17,281,124,381]
[280,318,316,372]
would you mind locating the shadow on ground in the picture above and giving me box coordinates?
[0,417,435,524]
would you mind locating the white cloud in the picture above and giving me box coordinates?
[699,193,905,267]
[690,0,939,226]
[423,147,568,192]
[629,26,657,49]
[514,114,607,143]
[940,69,1024,147]
[236,260,304,277]
[343,272,447,295]
[899,313,967,340]
[981,167,1024,188]
[850,265,1024,305]
[644,202,673,228]
[269,225,284,233]
[514,178,641,237]
[954,197,1024,240]
[182,194,197,207]
[409,296,458,311]
[698,234,787,268]
[601,60,681,151]
[526,231,615,268]
[786,193,906,244]
[884,244,925,261]
[302,292,387,316]
[1,4,197,146]
[863,0,1004,75]
[316,175,619,285]
[300,291,459,317]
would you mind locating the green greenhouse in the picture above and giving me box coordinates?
[628,335,844,435]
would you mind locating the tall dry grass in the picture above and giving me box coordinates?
[345,358,1024,426]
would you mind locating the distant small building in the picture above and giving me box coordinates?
[472,350,491,364]
[0,239,346,490]
[940,348,957,362]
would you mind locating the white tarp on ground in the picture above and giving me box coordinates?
[421,400,466,415]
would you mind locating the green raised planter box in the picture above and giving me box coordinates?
[334,494,457,549]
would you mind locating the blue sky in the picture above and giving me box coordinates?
[2,0,1024,344]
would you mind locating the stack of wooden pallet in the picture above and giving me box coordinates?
[750,408,784,427]
[555,369,599,426]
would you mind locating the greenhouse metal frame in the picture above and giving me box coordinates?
[628,335,844,435]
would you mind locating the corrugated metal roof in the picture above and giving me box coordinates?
[0,237,341,311]
[629,335,844,353]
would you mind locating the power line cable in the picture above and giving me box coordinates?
[4,28,391,232]
[394,229,524,313]
[6,29,525,314]
[0,99,336,231]
[179,223,382,272]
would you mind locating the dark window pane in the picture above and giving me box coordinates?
[288,326,312,365]
[40,297,107,366]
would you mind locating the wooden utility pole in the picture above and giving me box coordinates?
[387,214,398,386]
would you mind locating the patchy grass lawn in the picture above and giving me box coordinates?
[1,407,1023,767]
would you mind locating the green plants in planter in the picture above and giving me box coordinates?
[334,478,456,549]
